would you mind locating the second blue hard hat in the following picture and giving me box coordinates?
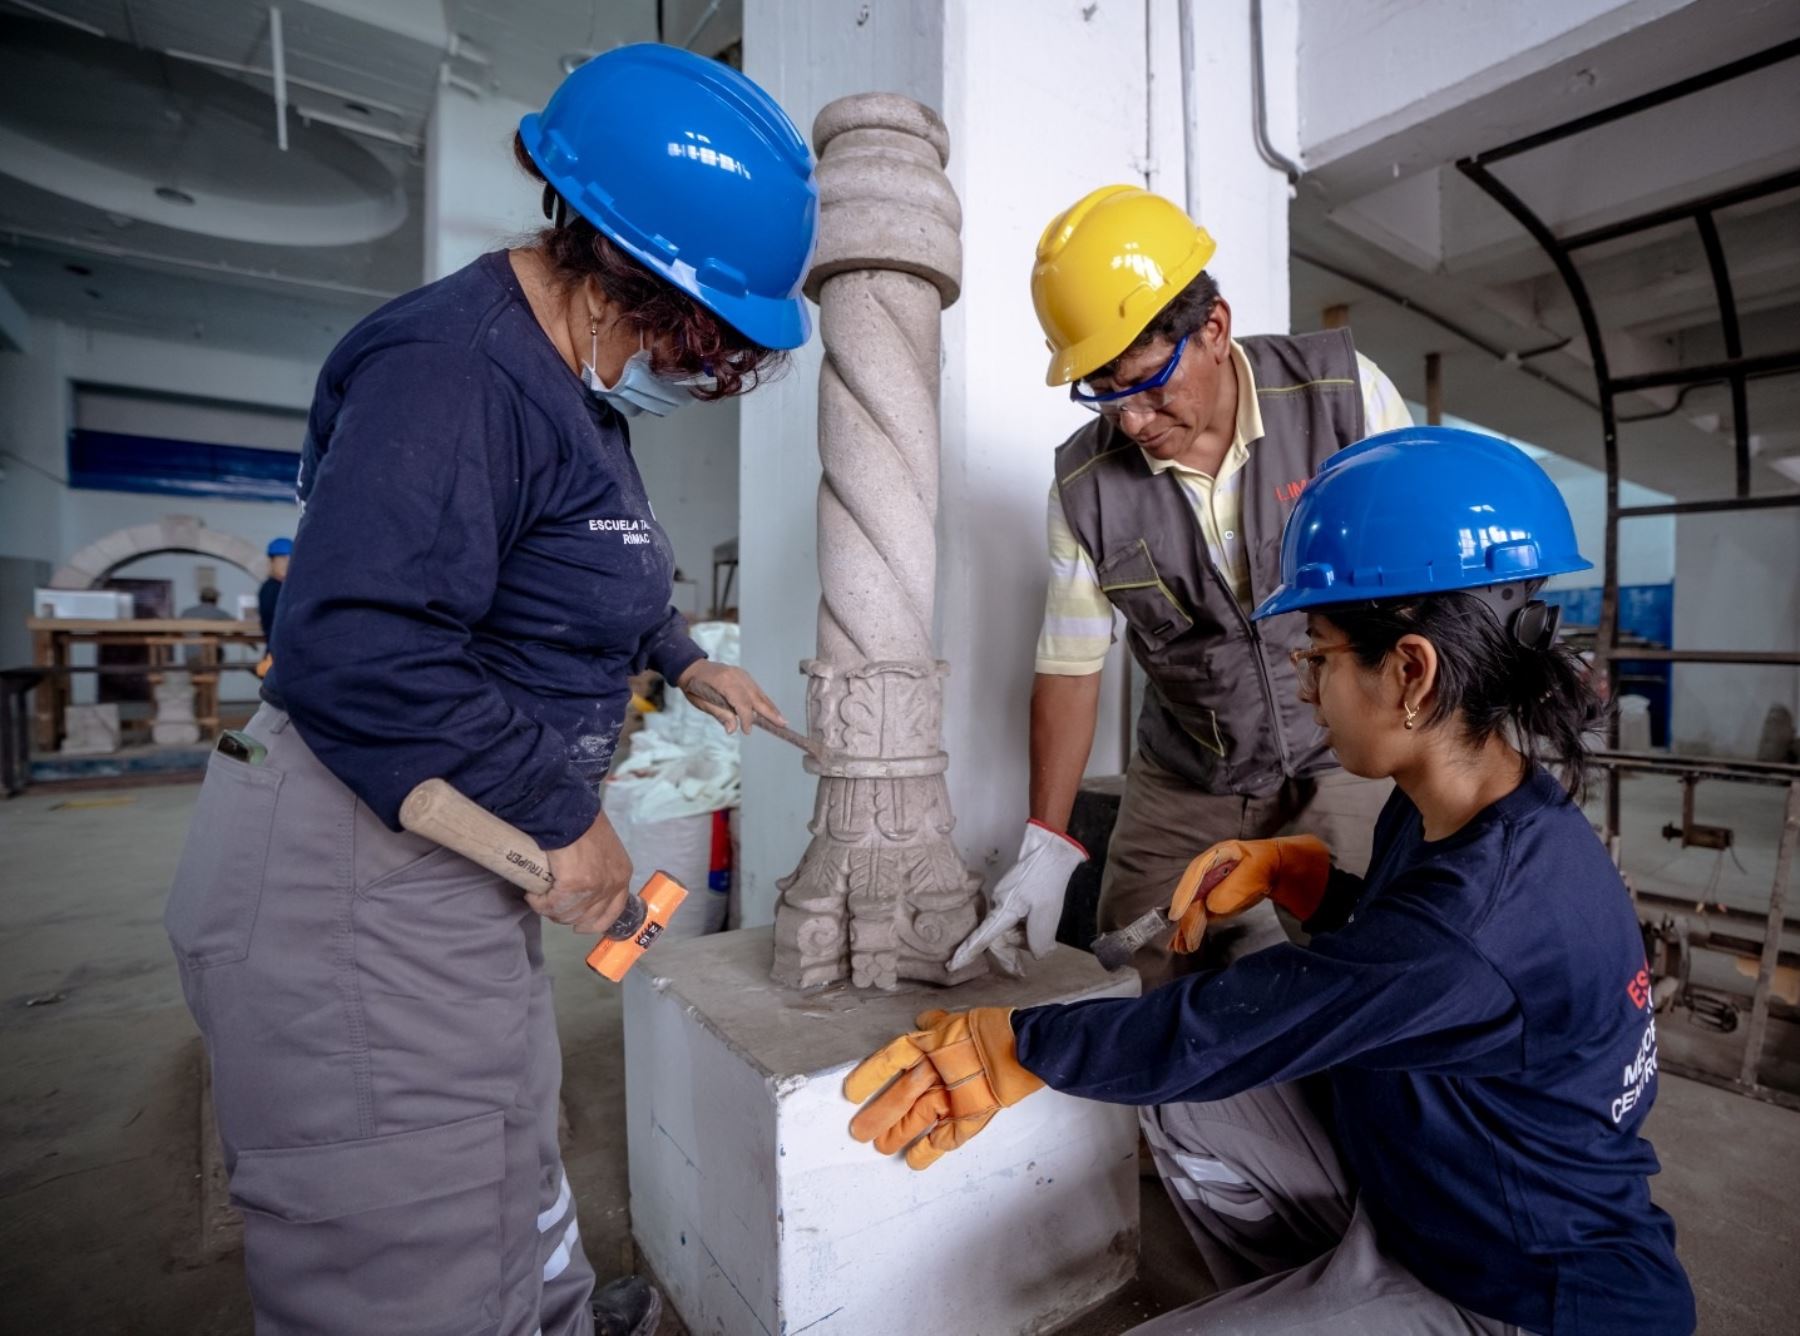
[518,44,818,351]
[1252,426,1592,621]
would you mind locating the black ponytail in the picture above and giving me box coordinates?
[1323,590,1606,793]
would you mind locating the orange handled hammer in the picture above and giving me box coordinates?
[399,778,687,982]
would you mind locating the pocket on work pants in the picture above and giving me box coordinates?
[165,752,283,977]
[230,1111,506,1335]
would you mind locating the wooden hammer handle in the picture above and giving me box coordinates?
[399,778,554,895]
[399,780,649,942]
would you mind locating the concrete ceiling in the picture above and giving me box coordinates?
[0,0,701,362]
[1291,0,1800,502]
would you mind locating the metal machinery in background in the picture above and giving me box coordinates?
[1457,40,1800,1107]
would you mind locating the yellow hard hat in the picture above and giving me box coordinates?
[1031,185,1217,386]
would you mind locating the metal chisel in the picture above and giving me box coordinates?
[1091,858,1239,971]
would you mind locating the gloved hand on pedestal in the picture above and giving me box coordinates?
[844,1007,1043,1170]
[947,822,1088,975]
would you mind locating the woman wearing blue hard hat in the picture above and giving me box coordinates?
[165,45,815,1336]
[846,427,1695,1334]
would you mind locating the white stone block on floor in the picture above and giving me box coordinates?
[623,926,1139,1336]
[60,703,121,755]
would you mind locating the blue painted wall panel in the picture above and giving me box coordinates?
[1542,583,1675,746]
[67,429,300,504]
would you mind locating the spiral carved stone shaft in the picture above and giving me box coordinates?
[770,94,984,991]
[816,268,941,664]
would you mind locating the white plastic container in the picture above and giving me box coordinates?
[34,589,134,620]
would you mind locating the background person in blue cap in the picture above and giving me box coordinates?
[165,45,817,1336]
[253,535,291,679]
[846,427,1695,1335]
[257,534,291,637]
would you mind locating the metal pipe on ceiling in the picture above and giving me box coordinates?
[1176,0,1197,220]
[4,0,106,37]
[270,7,288,152]
[1291,250,1602,414]
[159,48,410,120]
[681,0,724,51]
[1248,0,1300,183]
[1,226,397,300]
[295,107,420,151]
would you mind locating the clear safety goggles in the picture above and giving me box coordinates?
[1288,643,1358,703]
[1069,334,1188,418]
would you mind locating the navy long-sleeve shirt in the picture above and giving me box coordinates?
[1015,767,1693,1335]
[266,252,704,847]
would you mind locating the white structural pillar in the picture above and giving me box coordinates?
[423,84,546,282]
[770,96,983,991]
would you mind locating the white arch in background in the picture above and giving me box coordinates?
[49,515,269,592]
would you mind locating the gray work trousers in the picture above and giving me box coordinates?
[1131,1081,1518,1335]
[164,706,595,1335]
[1099,751,1392,987]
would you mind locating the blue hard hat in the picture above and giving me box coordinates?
[267,536,294,558]
[1252,426,1592,621]
[518,44,818,351]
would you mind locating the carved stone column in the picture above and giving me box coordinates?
[771,95,983,991]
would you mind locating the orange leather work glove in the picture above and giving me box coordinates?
[844,1007,1044,1170]
[1168,835,1332,954]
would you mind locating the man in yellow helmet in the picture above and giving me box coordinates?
[950,186,1413,985]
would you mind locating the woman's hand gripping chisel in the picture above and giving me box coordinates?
[1090,857,1240,971]
[683,680,835,764]
[398,778,686,982]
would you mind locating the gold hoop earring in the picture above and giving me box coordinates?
[1403,702,1418,730]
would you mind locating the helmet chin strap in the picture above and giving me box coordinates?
[1462,580,1563,651]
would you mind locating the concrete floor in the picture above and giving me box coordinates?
[2,777,1797,1334]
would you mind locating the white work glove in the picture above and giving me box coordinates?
[948,822,1088,976]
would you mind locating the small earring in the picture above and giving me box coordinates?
[1403,702,1418,730]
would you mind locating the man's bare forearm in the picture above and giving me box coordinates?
[1028,672,1102,832]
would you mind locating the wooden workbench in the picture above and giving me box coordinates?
[27,618,269,753]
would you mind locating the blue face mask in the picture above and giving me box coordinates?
[581,327,695,419]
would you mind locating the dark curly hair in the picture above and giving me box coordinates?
[1323,591,1606,793]
[1090,269,1222,382]
[512,132,787,400]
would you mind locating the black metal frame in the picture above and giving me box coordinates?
[1455,42,1800,1102]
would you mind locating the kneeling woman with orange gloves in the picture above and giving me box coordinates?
[846,427,1694,1336]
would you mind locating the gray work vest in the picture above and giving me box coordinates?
[1054,330,1365,796]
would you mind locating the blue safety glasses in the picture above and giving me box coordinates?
[1069,334,1189,417]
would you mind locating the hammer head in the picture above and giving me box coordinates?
[587,872,688,982]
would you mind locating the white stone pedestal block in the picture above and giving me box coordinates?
[623,927,1140,1336]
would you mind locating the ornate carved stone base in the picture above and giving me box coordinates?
[771,660,986,991]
